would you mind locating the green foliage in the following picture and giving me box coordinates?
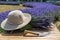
[0,24,32,33]
[20,24,32,32]
[0,27,4,33]
[49,13,55,18]
[54,11,60,21]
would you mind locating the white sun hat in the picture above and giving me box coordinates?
[1,10,31,31]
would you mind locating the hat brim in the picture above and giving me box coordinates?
[1,13,31,30]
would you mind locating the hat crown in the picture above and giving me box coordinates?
[7,10,25,25]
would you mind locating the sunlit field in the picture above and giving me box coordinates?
[0,4,26,12]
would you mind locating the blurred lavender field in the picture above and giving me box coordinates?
[21,2,60,29]
[0,2,60,30]
[22,2,60,17]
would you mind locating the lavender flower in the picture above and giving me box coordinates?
[30,16,54,30]
[22,2,60,17]
[0,10,12,23]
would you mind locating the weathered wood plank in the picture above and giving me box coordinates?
[0,24,60,40]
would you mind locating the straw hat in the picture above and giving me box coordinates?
[1,10,31,30]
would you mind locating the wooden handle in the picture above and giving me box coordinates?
[23,30,39,37]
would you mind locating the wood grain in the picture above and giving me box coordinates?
[0,25,60,40]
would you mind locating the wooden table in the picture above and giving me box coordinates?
[0,25,60,40]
